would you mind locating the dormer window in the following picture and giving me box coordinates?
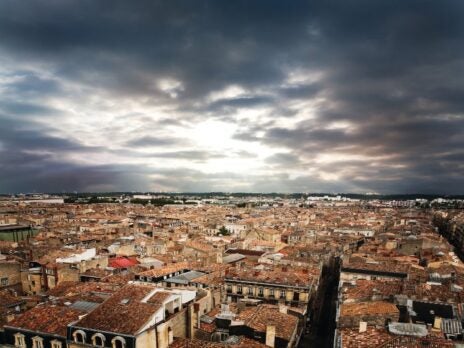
[92,333,106,347]
[73,330,86,344]
[50,340,62,348]
[112,336,126,348]
[31,336,44,348]
[14,333,26,348]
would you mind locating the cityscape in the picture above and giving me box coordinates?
[1,194,464,348]
[1,1,464,348]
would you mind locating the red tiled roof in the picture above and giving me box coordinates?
[170,337,268,348]
[74,284,169,335]
[6,305,84,337]
[109,256,139,268]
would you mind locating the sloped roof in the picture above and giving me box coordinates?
[6,305,84,337]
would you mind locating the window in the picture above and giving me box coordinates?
[112,336,126,348]
[1,277,8,286]
[50,340,62,348]
[237,285,242,294]
[258,287,264,297]
[73,330,86,344]
[270,288,275,296]
[32,336,44,348]
[14,333,26,348]
[293,291,299,301]
[226,285,232,293]
[280,290,286,299]
[92,333,106,347]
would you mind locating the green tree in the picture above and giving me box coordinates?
[217,226,231,236]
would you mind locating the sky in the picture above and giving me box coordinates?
[1,0,464,194]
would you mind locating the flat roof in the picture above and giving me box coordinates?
[0,224,30,232]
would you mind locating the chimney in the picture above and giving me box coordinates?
[237,301,246,313]
[265,325,276,347]
[279,303,287,314]
[359,321,367,333]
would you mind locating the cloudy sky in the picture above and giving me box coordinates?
[1,1,464,194]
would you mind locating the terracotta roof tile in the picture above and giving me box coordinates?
[6,305,84,337]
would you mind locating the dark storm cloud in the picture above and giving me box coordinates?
[0,115,138,193]
[265,153,302,168]
[279,83,324,100]
[125,136,186,148]
[0,116,102,154]
[0,101,60,117]
[0,0,314,99]
[207,96,274,112]
[0,154,151,193]
[1,0,464,192]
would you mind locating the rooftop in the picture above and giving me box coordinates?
[6,304,84,337]
[340,301,399,317]
[74,284,172,335]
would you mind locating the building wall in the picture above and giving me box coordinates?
[136,329,157,348]
[21,271,43,295]
[225,282,310,306]
[0,261,21,289]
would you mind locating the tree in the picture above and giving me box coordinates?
[217,226,231,236]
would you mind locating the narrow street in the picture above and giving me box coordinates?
[300,257,341,347]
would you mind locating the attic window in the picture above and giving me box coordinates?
[92,333,106,347]
[14,333,26,348]
[120,298,130,304]
[50,340,62,348]
[32,336,44,348]
[73,330,86,343]
[112,336,126,348]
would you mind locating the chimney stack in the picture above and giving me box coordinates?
[265,325,276,347]
[359,321,367,333]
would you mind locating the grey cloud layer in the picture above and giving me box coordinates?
[1,0,464,193]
